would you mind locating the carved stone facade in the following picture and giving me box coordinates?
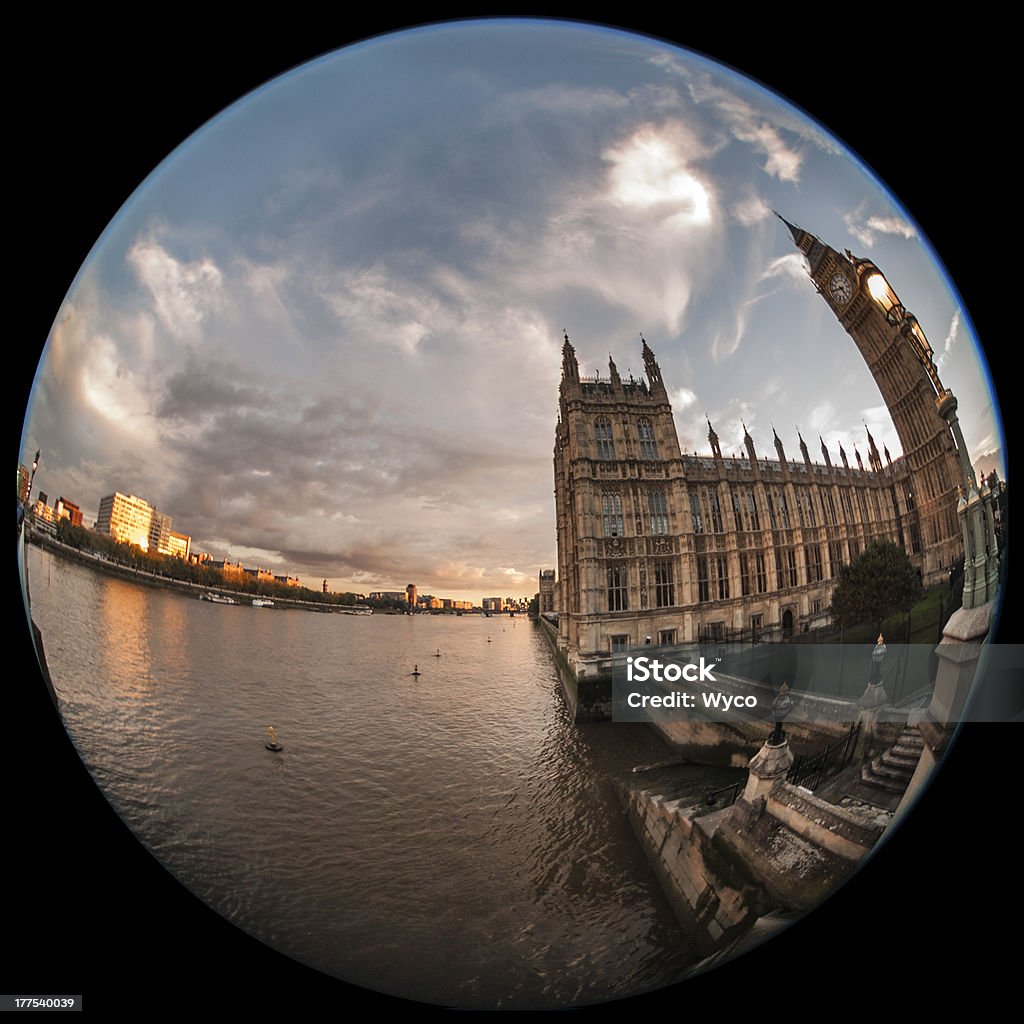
[553,222,967,679]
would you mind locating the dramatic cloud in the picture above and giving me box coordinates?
[128,240,224,338]
[842,208,917,249]
[22,24,1003,597]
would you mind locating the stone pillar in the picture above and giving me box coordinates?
[890,601,994,828]
[742,735,794,805]
[855,638,889,757]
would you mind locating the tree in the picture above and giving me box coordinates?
[829,540,922,632]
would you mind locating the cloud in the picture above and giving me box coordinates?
[128,240,224,338]
[670,386,697,411]
[604,124,712,222]
[733,194,771,226]
[842,207,917,249]
[760,252,810,286]
[528,121,720,335]
[649,54,840,174]
[936,310,961,371]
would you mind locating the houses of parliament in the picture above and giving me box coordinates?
[553,218,979,679]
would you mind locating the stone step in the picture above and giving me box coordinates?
[860,765,909,793]
[868,759,914,782]
[881,750,919,770]
[896,730,924,749]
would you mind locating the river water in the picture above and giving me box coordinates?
[24,545,739,1010]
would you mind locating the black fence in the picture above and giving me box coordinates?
[787,722,861,792]
[701,779,745,811]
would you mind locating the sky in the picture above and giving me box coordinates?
[19,20,1006,602]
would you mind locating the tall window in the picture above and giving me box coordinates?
[825,490,837,525]
[689,491,704,534]
[648,491,669,535]
[747,491,761,531]
[806,494,817,526]
[696,556,709,602]
[637,419,658,460]
[755,553,768,593]
[779,491,791,529]
[806,544,823,582]
[828,541,843,577]
[732,491,745,532]
[787,548,798,587]
[840,489,854,520]
[766,493,778,530]
[654,560,675,607]
[739,553,751,596]
[601,493,624,537]
[595,418,615,460]
[607,565,628,611]
[715,556,729,600]
[708,488,724,533]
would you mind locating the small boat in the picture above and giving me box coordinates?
[252,598,275,608]
[265,725,283,752]
[201,591,238,604]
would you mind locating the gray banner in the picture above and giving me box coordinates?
[611,643,1023,724]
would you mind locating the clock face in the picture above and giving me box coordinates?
[829,272,853,305]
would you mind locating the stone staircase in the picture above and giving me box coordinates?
[859,726,923,795]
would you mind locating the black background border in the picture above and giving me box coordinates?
[11,11,1017,1014]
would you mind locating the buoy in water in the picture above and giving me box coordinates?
[411,664,421,676]
[434,649,441,657]
[265,725,283,752]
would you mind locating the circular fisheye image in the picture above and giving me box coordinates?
[15,17,1012,1012]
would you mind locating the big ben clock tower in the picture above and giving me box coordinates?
[777,215,965,585]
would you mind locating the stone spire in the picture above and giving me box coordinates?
[798,431,811,466]
[820,435,832,469]
[708,418,722,460]
[561,330,579,383]
[641,334,666,397]
[608,354,621,388]
[773,426,787,466]
[855,446,865,472]
[839,442,850,470]
[742,423,758,470]
[866,425,883,472]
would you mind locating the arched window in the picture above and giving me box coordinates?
[601,493,624,537]
[595,418,615,460]
[648,491,669,535]
[637,419,658,460]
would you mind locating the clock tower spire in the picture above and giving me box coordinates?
[778,217,966,585]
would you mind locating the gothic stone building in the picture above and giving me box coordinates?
[553,220,968,679]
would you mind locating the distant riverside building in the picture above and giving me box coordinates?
[369,591,407,602]
[244,566,277,584]
[166,531,191,560]
[406,583,417,607]
[17,465,30,504]
[554,221,973,679]
[539,570,555,614]
[96,492,160,550]
[277,575,301,587]
[57,498,83,528]
[210,558,245,580]
[148,510,172,556]
[482,597,502,613]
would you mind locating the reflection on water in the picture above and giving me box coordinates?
[26,546,738,1009]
